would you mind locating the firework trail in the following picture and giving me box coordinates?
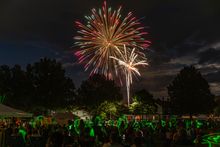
[110,45,148,105]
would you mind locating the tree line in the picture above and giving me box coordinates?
[0,58,217,115]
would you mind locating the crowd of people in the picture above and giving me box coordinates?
[0,116,219,147]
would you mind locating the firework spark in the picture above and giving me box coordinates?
[74,1,150,79]
[110,45,148,106]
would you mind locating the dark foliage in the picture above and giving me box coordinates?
[131,89,158,114]
[0,58,76,111]
[76,74,122,111]
[167,66,216,115]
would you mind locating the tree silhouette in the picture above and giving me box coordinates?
[0,58,76,111]
[76,74,122,111]
[167,66,215,115]
[29,58,76,110]
[7,65,33,109]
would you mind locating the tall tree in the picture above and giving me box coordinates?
[30,58,76,110]
[167,66,215,115]
[76,74,122,111]
[5,65,33,109]
[0,59,76,111]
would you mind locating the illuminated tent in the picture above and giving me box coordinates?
[0,104,32,118]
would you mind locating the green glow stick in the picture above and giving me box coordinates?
[74,119,80,135]
[117,117,122,129]
[90,128,95,137]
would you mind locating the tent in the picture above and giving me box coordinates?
[0,104,32,118]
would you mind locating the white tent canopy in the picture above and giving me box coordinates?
[0,104,32,118]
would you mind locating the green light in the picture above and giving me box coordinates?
[85,120,93,128]
[132,121,140,131]
[0,95,6,103]
[201,133,220,147]
[195,120,203,128]
[19,128,27,143]
[161,120,166,127]
[117,117,122,128]
[74,119,80,135]
[169,121,172,128]
[95,116,103,126]
[69,124,72,130]
[108,119,114,126]
[90,128,95,137]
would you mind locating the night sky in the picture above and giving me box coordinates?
[0,0,220,97]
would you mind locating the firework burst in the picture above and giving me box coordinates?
[110,45,148,105]
[74,1,150,78]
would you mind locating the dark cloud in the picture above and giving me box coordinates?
[0,0,80,48]
[133,73,175,98]
[146,49,171,66]
[209,82,220,96]
[198,48,220,64]
[205,71,220,83]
